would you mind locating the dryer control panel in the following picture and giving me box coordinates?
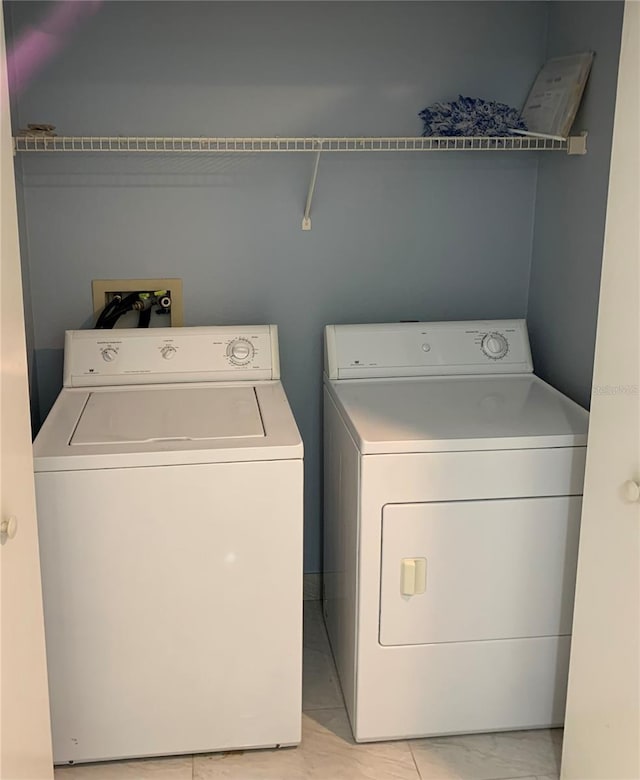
[64,325,280,386]
[325,320,533,379]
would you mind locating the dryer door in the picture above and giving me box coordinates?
[379,497,581,646]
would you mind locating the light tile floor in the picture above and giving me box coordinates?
[54,601,562,780]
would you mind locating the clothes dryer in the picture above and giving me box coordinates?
[323,320,587,741]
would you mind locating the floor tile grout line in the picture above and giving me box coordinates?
[408,739,423,779]
[465,774,555,780]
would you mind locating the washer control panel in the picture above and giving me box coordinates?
[64,325,280,387]
[325,320,533,379]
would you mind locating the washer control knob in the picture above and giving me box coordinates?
[101,347,118,362]
[228,339,254,365]
[161,345,177,360]
[481,333,509,360]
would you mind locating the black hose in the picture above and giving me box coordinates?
[137,307,152,328]
[94,297,121,329]
[95,292,141,329]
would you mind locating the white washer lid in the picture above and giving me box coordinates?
[33,381,303,471]
[71,386,263,445]
[326,374,588,453]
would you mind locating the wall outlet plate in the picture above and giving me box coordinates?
[92,278,184,327]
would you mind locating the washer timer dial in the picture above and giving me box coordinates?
[481,332,509,360]
[227,338,255,365]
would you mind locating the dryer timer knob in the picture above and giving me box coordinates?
[101,347,118,362]
[161,345,177,360]
[481,333,509,360]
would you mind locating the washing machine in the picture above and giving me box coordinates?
[33,325,303,764]
[323,319,588,742]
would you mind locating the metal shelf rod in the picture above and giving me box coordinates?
[302,149,322,231]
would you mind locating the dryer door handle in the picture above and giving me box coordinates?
[400,558,427,596]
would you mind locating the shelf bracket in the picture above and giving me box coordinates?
[302,143,323,231]
[567,131,588,156]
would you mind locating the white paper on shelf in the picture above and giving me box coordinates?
[521,52,594,137]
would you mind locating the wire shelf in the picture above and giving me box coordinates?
[13,132,586,230]
[13,135,572,154]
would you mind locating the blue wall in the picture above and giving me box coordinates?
[7,1,553,572]
[527,1,624,409]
